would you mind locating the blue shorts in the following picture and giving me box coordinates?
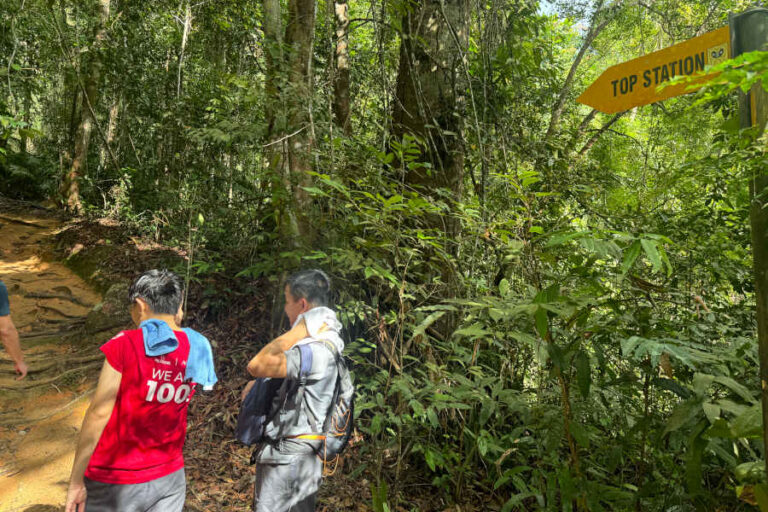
[0,281,9,317]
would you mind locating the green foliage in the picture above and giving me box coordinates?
[4,0,766,509]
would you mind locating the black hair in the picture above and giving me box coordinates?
[285,269,332,307]
[128,269,183,315]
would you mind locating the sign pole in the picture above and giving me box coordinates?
[731,7,768,484]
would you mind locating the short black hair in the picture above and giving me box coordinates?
[285,269,331,307]
[128,269,183,315]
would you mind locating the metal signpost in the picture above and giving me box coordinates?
[731,8,768,492]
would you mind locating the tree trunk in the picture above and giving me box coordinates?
[284,0,316,236]
[62,0,110,215]
[177,2,192,98]
[391,0,469,200]
[333,0,351,133]
[20,89,31,154]
[263,0,283,135]
[261,0,316,242]
[100,98,119,169]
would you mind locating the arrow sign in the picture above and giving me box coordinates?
[578,26,730,113]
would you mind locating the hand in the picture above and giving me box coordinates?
[241,379,256,402]
[65,482,87,512]
[14,360,27,380]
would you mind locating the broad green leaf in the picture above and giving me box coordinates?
[453,323,490,339]
[545,231,584,247]
[717,399,749,417]
[301,186,328,196]
[621,240,642,274]
[757,483,768,512]
[411,311,445,341]
[692,373,715,395]
[640,239,662,272]
[534,307,548,339]
[664,399,701,434]
[735,461,765,482]
[494,466,531,490]
[731,403,763,438]
[702,402,720,423]
[575,351,591,398]
[685,428,707,495]
[714,376,756,403]
[570,421,590,449]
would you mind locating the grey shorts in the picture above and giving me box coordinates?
[84,468,186,512]
[253,455,322,512]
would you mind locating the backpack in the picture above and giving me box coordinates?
[311,338,355,462]
[235,338,355,464]
[234,344,313,446]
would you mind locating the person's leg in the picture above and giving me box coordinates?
[84,478,141,512]
[288,454,323,512]
[253,462,295,512]
[146,468,186,512]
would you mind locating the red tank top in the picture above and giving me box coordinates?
[85,328,196,484]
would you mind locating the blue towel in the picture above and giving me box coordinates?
[140,319,217,390]
[140,319,178,356]
[182,328,218,391]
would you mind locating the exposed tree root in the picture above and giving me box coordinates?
[0,353,102,375]
[0,214,48,228]
[25,292,93,308]
[20,329,75,339]
[0,388,95,427]
[0,362,102,390]
[36,305,84,319]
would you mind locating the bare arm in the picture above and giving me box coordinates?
[0,315,26,380]
[65,360,122,512]
[246,319,309,378]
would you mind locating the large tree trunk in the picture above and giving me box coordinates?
[62,0,109,215]
[391,0,469,199]
[262,0,316,242]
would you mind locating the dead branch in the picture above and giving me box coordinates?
[546,1,615,140]
[577,111,629,157]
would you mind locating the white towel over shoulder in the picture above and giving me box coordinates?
[293,306,345,353]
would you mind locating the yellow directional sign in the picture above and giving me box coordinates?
[577,26,731,114]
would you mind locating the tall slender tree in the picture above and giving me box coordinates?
[62,0,110,214]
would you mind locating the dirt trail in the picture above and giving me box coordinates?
[0,208,103,512]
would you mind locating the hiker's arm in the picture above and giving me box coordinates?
[66,360,121,512]
[0,315,26,380]
[247,319,309,378]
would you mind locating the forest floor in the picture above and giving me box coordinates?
[0,200,402,512]
[0,203,102,512]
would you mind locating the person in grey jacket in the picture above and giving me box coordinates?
[244,269,344,512]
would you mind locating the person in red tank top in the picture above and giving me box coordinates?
[65,270,197,512]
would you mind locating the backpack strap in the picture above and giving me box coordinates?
[292,344,314,421]
[309,338,346,433]
[272,343,315,445]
